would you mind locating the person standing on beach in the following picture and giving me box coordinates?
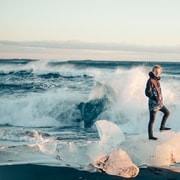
[145,65,171,140]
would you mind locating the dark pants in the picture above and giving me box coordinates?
[148,105,170,138]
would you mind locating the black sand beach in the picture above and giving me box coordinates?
[0,164,179,180]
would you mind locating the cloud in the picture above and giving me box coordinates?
[0,40,179,54]
[0,40,179,61]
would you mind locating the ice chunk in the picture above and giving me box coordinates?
[122,131,180,166]
[95,120,125,147]
[87,120,125,161]
[37,138,57,155]
[94,149,139,178]
[155,132,180,166]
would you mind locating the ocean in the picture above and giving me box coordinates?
[0,59,180,178]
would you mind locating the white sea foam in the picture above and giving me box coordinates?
[1,64,179,133]
[90,66,180,134]
[0,89,83,127]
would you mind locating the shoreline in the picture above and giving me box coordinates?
[0,164,180,180]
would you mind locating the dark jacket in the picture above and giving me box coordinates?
[145,72,163,104]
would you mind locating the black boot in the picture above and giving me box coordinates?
[149,136,158,140]
[148,123,158,140]
[160,127,171,131]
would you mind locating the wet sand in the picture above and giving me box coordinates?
[0,164,180,180]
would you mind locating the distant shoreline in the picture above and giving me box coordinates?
[0,58,180,63]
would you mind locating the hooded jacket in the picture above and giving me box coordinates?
[145,72,163,111]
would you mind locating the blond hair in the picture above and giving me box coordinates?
[152,65,163,73]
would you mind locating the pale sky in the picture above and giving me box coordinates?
[0,0,180,61]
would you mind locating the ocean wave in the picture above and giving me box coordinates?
[0,58,37,65]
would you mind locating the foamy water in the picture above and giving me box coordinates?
[0,59,179,173]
